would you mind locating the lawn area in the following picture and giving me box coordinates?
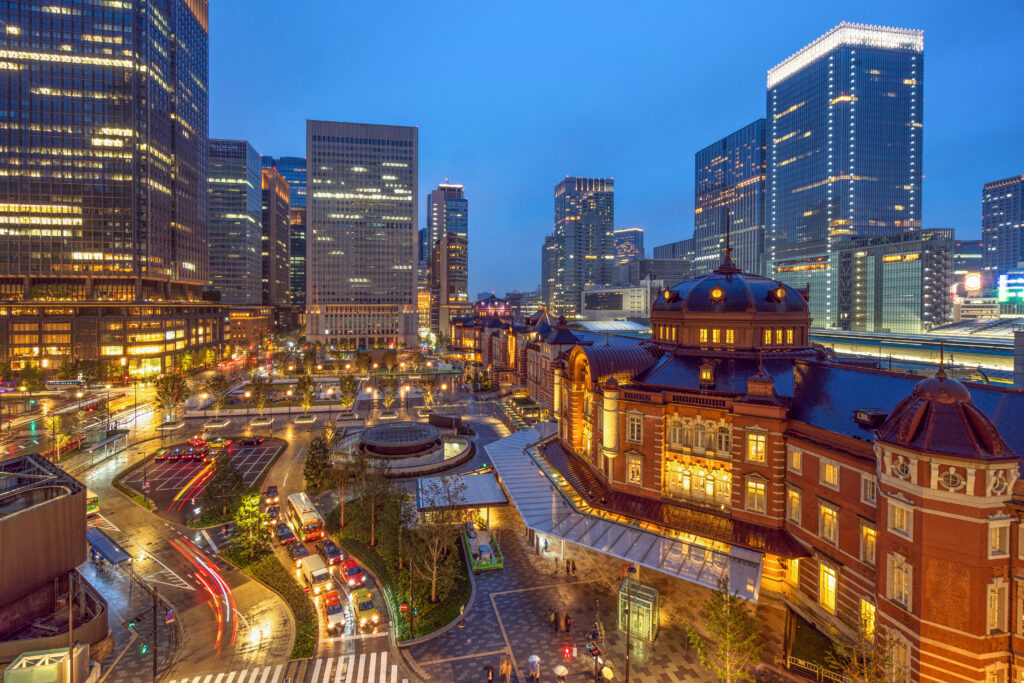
[222,545,315,659]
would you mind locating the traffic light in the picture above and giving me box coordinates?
[585,641,603,658]
[563,645,572,659]
[139,641,148,655]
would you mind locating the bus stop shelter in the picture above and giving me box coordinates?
[86,527,130,565]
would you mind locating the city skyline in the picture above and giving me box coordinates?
[210,1,1024,296]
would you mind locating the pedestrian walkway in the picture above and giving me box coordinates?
[166,652,408,683]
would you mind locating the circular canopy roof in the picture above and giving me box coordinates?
[652,271,808,315]
[361,421,442,449]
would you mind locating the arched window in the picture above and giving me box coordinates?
[668,420,684,448]
[682,426,693,448]
[694,424,706,450]
[717,427,731,454]
[681,467,692,492]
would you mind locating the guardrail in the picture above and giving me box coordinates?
[463,531,503,571]
[787,656,851,683]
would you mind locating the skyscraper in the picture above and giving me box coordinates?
[0,0,223,376]
[262,156,307,307]
[982,175,1024,277]
[425,184,470,333]
[261,167,291,307]
[614,228,645,264]
[305,121,418,348]
[694,120,766,275]
[208,140,263,305]
[652,238,695,262]
[543,177,615,318]
[767,23,924,329]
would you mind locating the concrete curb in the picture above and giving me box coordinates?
[397,540,478,648]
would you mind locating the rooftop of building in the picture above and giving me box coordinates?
[0,455,84,520]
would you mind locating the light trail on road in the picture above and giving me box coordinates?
[168,461,215,512]
[170,536,238,649]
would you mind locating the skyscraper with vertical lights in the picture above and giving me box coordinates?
[425,183,470,333]
[543,177,615,318]
[262,156,307,308]
[694,119,766,276]
[766,22,924,329]
[208,139,263,305]
[261,167,291,307]
[613,228,645,265]
[305,121,418,348]
[982,175,1024,278]
[0,0,224,377]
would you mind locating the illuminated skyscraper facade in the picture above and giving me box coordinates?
[261,167,291,307]
[982,175,1024,277]
[262,156,307,307]
[305,121,418,348]
[0,0,224,375]
[767,23,924,328]
[694,120,766,275]
[425,184,470,333]
[613,228,645,264]
[208,139,262,305]
[543,177,615,318]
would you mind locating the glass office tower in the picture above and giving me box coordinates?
[305,121,418,348]
[694,119,766,276]
[262,156,307,307]
[614,228,645,265]
[767,23,924,329]
[0,0,224,375]
[208,140,262,305]
[261,167,291,307]
[982,175,1024,278]
[425,184,470,333]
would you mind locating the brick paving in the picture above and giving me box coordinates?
[404,502,789,682]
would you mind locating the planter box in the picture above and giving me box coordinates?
[378,412,398,420]
[157,421,185,431]
[250,417,274,427]
[293,414,317,425]
[203,419,231,430]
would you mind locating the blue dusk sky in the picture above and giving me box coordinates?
[210,0,1024,297]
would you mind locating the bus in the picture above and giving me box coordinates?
[286,492,324,542]
[86,488,99,517]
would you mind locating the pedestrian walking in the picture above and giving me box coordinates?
[565,560,571,579]
[549,610,557,633]
[499,656,512,683]
[528,655,541,683]
[564,614,572,634]
[571,559,577,579]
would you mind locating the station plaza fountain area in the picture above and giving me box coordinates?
[353,420,474,476]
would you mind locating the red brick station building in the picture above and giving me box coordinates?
[485,252,1024,682]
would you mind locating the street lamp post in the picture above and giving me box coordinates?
[625,565,637,683]
[201,393,209,422]
[104,384,111,432]
[244,391,251,420]
[285,389,292,418]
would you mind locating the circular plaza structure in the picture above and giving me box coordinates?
[356,420,472,477]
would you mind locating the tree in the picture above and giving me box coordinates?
[45,411,82,458]
[416,475,467,603]
[249,373,273,416]
[232,493,270,559]
[19,363,45,396]
[201,455,245,516]
[154,372,189,422]
[203,372,231,418]
[302,346,317,375]
[271,350,291,373]
[333,456,364,530]
[407,349,424,371]
[687,577,763,682]
[0,361,12,383]
[55,356,78,381]
[825,617,898,682]
[355,351,371,374]
[354,456,393,547]
[416,375,438,410]
[77,360,99,385]
[179,351,195,373]
[303,435,332,490]
[435,331,451,351]
[379,374,399,412]
[335,373,358,411]
[200,347,216,368]
[296,373,316,414]
[380,348,398,373]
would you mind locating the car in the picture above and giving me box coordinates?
[207,436,233,449]
[185,445,210,461]
[350,588,380,629]
[265,506,280,526]
[316,539,343,566]
[238,436,265,446]
[275,523,295,545]
[154,446,182,462]
[265,485,279,505]
[288,542,311,568]
[187,434,208,448]
[340,559,364,588]
[321,590,346,633]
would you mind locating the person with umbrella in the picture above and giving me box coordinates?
[553,663,569,682]
[528,654,541,682]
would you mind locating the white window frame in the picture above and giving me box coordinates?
[818,502,839,545]
[788,448,802,474]
[890,635,910,682]
[861,475,876,506]
[626,415,642,443]
[786,485,801,524]
[716,427,731,455]
[818,562,837,614]
[888,500,913,541]
[820,458,840,490]
[746,431,766,463]
[785,558,800,587]
[988,579,1008,634]
[989,520,1011,559]
[667,420,684,449]
[860,597,876,642]
[888,552,912,610]
[746,477,766,514]
[627,453,643,486]
[860,523,877,566]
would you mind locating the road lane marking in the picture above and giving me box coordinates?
[202,529,220,553]
[378,652,387,683]
[311,659,322,682]
[355,653,365,683]
[270,663,283,683]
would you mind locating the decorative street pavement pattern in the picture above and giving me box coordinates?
[402,442,788,682]
[165,651,408,683]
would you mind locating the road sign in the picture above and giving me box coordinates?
[165,609,175,623]
[143,481,150,493]
[400,603,408,612]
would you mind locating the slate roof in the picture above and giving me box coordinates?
[576,344,662,381]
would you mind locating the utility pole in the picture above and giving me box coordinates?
[152,586,158,683]
[68,571,74,683]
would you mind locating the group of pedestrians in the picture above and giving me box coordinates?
[564,557,577,579]
[548,609,572,634]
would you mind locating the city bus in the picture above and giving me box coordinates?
[86,488,99,517]
[286,492,324,542]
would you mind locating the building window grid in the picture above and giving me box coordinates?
[626,415,642,443]
[819,503,839,545]
[818,562,837,614]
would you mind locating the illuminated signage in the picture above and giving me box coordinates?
[998,272,1024,302]
[964,273,982,292]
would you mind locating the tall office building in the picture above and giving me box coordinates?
[425,184,469,333]
[542,177,615,318]
[262,156,307,307]
[208,140,262,305]
[767,23,924,329]
[834,228,952,332]
[305,121,418,348]
[652,238,695,262]
[614,228,645,264]
[982,175,1024,277]
[694,120,766,275]
[0,0,223,376]
[261,167,291,307]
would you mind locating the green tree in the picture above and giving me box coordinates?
[416,475,467,603]
[380,348,398,373]
[302,346,317,375]
[0,361,12,383]
[249,373,273,417]
[435,331,451,351]
[354,456,392,547]
[333,456,364,530]
[303,435,332,490]
[296,373,316,414]
[355,351,371,373]
[19,363,45,396]
[179,351,195,373]
[407,349,424,371]
[45,411,83,458]
[825,616,898,683]
[687,577,763,682]
[335,373,359,411]
[154,372,189,422]
[77,360,99,385]
[203,372,231,418]
[379,374,399,412]
[55,356,78,381]
[201,455,245,516]
[232,493,270,559]
[416,375,438,410]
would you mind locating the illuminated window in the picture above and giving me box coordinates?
[861,525,877,565]
[860,598,876,642]
[888,501,912,539]
[746,478,766,513]
[699,328,709,343]
[627,453,642,485]
[820,459,840,489]
[786,486,801,523]
[786,328,794,344]
[989,522,1010,558]
[889,554,911,609]
[818,503,838,545]
[712,329,721,343]
[626,415,642,443]
[788,449,802,473]
[988,580,1008,634]
[763,328,772,345]
[747,433,766,463]
[725,329,735,344]
[699,365,713,383]
[818,563,837,614]
[786,558,799,587]
[775,328,783,344]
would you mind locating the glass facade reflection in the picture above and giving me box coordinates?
[208,139,262,305]
[425,184,469,333]
[694,120,766,276]
[767,23,924,328]
[262,156,307,307]
[982,175,1024,278]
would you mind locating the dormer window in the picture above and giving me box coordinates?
[699,364,714,384]
[775,286,786,301]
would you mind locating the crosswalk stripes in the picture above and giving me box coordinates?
[166,652,406,683]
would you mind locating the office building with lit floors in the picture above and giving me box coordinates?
[982,175,1024,278]
[614,227,645,265]
[261,167,291,307]
[208,139,263,305]
[0,0,222,375]
[305,121,418,348]
[262,156,308,309]
[485,248,1024,682]
[766,23,924,328]
[430,232,470,337]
